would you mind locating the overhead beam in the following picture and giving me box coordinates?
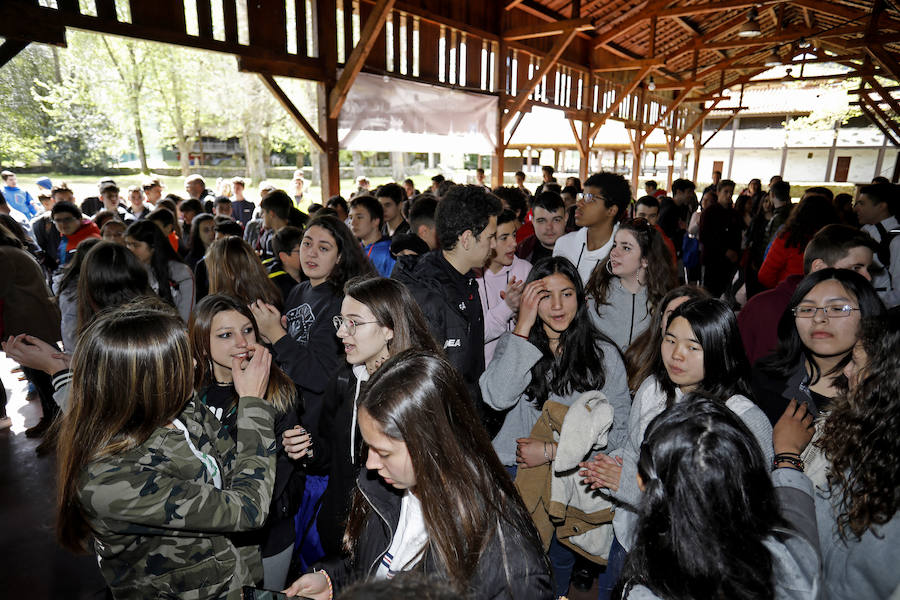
[789,0,900,31]
[659,14,747,64]
[641,85,696,142]
[502,27,579,128]
[503,17,593,40]
[588,66,652,138]
[677,97,724,143]
[655,0,781,18]
[857,96,900,143]
[698,25,862,51]
[328,0,395,119]
[859,76,900,116]
[258,73,326,152]
[867,46,900,82]
[0,39,29,69]
[592,0,671,49]
[701,109,741,148]
[505,0,527,10]
[857,102,900,146]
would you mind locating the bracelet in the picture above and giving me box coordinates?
[315,569,334,600]
[543,442,551,462]
[512,331,529,340]
[774,453,805,471]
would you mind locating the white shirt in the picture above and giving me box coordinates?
[375,490,429,579]
[552,224,619,285]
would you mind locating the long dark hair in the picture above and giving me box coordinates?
[586,218,676,315]
[652,298,752,407]
[819,311,900,540]
[184,212,214,266]
[342,277,441,356]
[57,301,193,552]
[188,294,297,414]
[780,194,838,249]
[615,397,784,600]
[344,351,548,593]
[624,285,709,392]
[523,256,615,409]
[125,219,184,304]
[76,241,153,331]
[305,214,377,292]
[56,237,103,294]
[756,269,885,384]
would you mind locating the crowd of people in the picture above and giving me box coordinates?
[0,165,898,599]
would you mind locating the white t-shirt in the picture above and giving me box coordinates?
[375,490,429,579]
[552,224,619,285]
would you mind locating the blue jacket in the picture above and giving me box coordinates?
[3,185,38,219]
[362,238,395,277]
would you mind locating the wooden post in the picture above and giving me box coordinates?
[691,132,701,183]
[317,0,340,198]
[492,40,508,188]
[666,135,677,190]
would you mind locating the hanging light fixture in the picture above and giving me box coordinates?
[738,7,762,38]
[647,75,656,91]
[765,48,782,67]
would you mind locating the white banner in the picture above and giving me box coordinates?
[338,73,498,153]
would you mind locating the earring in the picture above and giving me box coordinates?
[606,260,613,274]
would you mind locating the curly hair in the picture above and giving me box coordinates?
[818,311,900,540]
[586,218,677,318]
[435,184,502,251]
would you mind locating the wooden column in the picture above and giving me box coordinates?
[492,40,508,189]
[691,132,701,183]
[317,0,340,197]
[666,135,677,190]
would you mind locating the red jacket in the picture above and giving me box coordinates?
[758,234,804,289]
[655,224,677,267]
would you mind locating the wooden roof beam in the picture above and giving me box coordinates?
[257,73,326,152]
[867,46,900,82]
[329,0,395,119]
[856,95,900,141]
[659,14,747,64]
[789,0,900,32]
[0,39,29,69]
[699,25,862,51]
[503,17,594,41]
[502,27,579,128]
[588,66,653,138]
[677,97,725,142]
[505,0,526,10]
[641,85,697,141]
[857,102,900,146]
[593,57,665,72]
[592,0,671,49]
[655,0,782,18]
[859,77,900,116]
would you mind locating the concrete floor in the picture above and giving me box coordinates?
[0,353,108,599]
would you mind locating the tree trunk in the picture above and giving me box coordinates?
[309,147,322,187]
[391,151,405,181]
[242,125,267,184]
[129,86,149,173]
[352,151,363,177]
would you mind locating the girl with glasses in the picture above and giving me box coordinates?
[283,277,440,561]
[752,268,884,487]
[585,218,677,352]
[285,351,552,599]
[251,215,376,435]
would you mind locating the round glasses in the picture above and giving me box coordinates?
[792,305,860,318]
[332,315,378,335]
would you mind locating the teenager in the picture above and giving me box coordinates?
[582,298,773,596]
[855,182,900,307]
[774,311,900,598]
[740,225,878,364]
[516,191,567,265]
[183,213,215,270]
[284,351,553,599]
[623,285,709,393]
[189,295,305,589]
[375,183,410,239]
[266,225,305,299]
[55,302,278,598]
[614,398,819,599]
[477,209,531,365]
[751,269,885,426]
[50,201,101,269]
[230,177,256,227]
[392,185,501,428]
[480,256,630,596]
[553,172,632,284]
[53,237,103,352]
[758,194,838,289]
[633,196,676,265]
[349,195,394,277]
[125,220,195,322]
[586,218,676,351]
[284,277,441,559]
[251,215,376,435]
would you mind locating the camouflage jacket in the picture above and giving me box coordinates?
[78,395,277,600]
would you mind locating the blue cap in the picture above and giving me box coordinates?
[36,176,52,190]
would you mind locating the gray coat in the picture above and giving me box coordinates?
[479,332,631,467]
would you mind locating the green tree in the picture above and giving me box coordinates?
[0,44,56,165]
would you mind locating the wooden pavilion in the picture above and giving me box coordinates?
[1,0,898,192]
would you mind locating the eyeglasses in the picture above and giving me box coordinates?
[332,315,378,335]
[792,304,860,318]
[577,192,609,204]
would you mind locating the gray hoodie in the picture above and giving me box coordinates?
[479,332,630,467]
[587,277,651,351]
